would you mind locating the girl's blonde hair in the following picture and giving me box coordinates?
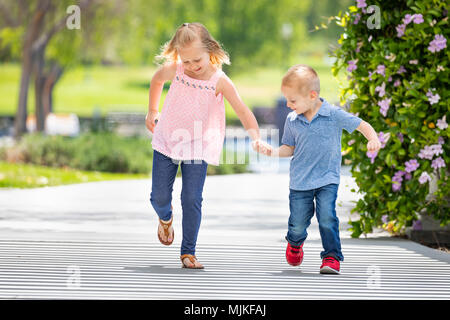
[156,22,230,67]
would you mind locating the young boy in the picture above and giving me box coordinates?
[255,64,381,274]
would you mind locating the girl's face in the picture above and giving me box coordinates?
[178,39,211,76]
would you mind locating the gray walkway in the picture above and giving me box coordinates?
[0,170,449,299]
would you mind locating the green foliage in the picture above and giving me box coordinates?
[0,161,147,189]
[331,0,449,237]
[0,133,249,176]
[4,133,153,174]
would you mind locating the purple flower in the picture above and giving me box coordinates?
[354,13,361,24]
[382,215,389,224]
[413,14,424,24]
[418,144,443,160]
[438,136,445,145]
[366,151,378,164]
[368,71,375,80]
[436,115,447,130]
[428,34,447,53]
[377,98,391,117]
[378,131,390,148]
[426,89,440,105]
[356,0,367,8]
[397,66,406,74]
[418,172,431,184]
[397,133,404,143]
[392,182,402,192]
[376,64,386,76]
[394,79,401,87]
[412,220,422,231]
[368,35,373,42]
[405,159,420,173]
[396,24,406,37]
[431,157,445,170]
[392,172,404,191]
[347,60,358,72]
[405,172,412,180]
[404,14,414,25]
[348,139,355,146]
[375,82,386,97]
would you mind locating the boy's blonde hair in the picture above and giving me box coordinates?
[156,22,230,67]
[282,64,320,95]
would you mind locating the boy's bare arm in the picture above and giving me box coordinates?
[356,120,381,152]
[270,144,295,157]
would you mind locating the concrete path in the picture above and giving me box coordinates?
[0,168,449,299]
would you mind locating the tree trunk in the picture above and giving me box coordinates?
[33,47,46,132]
[14,52,32,137]
[13,0,50,137]
[42,62,64,116]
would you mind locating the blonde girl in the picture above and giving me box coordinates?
[146,22,268,269]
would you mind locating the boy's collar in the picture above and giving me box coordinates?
[296,98,330,122]
[316,98,331,117]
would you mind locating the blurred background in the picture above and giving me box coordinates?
[0,0,352,188]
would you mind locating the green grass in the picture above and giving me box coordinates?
[0,53,347,122]
[0,161,148,189]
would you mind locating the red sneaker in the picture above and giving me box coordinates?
[320,256,340,274]
[286,243,303,266]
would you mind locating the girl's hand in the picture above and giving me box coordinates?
[367,138,381,153]
[252,139,273,156]
[145,111,160,133]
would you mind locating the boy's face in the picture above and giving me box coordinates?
[281,85,317,115]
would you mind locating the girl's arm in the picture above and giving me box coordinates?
[146,63,176,133]
[217,75,261,141]
[356,120,381,153]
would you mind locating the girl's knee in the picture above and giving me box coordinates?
[150,191,171,207]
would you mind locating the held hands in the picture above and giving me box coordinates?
[145,111,160,133]
[252,139,273,156]
[367,138,382,153]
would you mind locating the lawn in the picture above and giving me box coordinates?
[0,161,148,189]
[0,53,346,122]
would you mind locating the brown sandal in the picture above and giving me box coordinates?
[157,209,174,246]
[180,254,204,269]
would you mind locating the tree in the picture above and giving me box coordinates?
[0,0,121,136]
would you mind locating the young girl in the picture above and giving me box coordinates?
[145,22,269,269]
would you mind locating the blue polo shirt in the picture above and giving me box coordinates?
[281,98,362,191]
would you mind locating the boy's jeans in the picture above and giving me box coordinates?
[286,183,344,261]
[150,150,208,256]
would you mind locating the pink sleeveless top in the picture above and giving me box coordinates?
[151,63,226,166]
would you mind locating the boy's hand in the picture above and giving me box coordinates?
[252,139,273,156]
[367,138,381,153]
[145,111,160,133]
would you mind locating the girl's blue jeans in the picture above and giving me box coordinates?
[150,150,208,256]
[286,183,344,261]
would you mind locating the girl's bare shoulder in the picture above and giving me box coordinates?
[154,62,177,82]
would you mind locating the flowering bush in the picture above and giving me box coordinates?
[332,0,449,237]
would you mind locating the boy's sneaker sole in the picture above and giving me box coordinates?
[320,266,340,274]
